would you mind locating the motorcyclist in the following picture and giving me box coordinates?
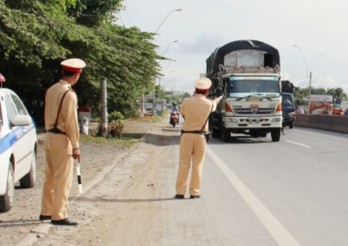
[172,102,180,112]
[170,103,180,126]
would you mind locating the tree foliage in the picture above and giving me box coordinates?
[0,0,160,125]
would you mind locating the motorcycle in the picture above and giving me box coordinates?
[170,111,179,127]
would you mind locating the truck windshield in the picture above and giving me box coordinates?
[227,78,280,98]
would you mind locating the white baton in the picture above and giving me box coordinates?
[74,158,83,194]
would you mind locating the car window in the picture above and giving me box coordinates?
[10,94,28,115]
[4,94,17,127]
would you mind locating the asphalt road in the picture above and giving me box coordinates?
[150,125,348,246]
[197,127,348,246]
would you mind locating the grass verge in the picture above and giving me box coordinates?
[80,135,139,149]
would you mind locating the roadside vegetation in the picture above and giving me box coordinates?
[80,134,139,149]
[0,0,165,126]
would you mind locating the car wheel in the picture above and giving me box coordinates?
[0,163,15,212]
[20,150,37,188]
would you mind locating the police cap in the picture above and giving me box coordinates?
[61,58,86,73]
[194,77,212,90]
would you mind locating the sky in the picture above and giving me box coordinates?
[117,0,348,94]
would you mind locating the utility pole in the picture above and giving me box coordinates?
[100,79,108,137]
[308,72,312,114]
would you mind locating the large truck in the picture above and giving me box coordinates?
[206,40,283,142]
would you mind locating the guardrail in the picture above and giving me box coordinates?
[295,114,348,134]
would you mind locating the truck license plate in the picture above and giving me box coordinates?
[249,117,260,123]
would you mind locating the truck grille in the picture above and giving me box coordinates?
[233,107,275,115]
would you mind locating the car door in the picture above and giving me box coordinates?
[4,93,35,181]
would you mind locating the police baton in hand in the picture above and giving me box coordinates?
[74,157,83,195]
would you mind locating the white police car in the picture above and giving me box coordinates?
[0,88,37,212]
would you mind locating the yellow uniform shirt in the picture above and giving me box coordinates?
[180,94,219,132]
[44,80,80,149]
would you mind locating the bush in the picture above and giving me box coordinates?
[107,111,124,139]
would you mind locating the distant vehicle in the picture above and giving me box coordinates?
[282,93,295,128]
[0,88,37,212]
[281,80,295,129]
[144,102,154,115]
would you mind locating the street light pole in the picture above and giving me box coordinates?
[162,40,179,56]
[153,8,182,108]
[154,8,182,33]
[293,44,312,114]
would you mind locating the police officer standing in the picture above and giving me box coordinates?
[40,58,86,226]
[175,77,221,199]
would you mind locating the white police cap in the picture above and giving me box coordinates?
[194,77,212,90]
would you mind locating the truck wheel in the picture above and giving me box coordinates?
[221,128,231,142]
[271,129,281,142]
[0,163,15,212]
[20,150,37,188]
[212,128,220,138]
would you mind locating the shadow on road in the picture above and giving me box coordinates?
[75,196,180,203]
[144,133,180,146]
[208,136,276,145]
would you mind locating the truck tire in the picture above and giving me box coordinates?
[271,129,281,142]
[20,150,37,188]
[221,128,231,142]
[212,128,220,138]
[0,163,15,212]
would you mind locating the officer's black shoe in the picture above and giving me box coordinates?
[51,218,78,226]
[39,215,51,221]
[190,195,200,199]
[174,194,185,199]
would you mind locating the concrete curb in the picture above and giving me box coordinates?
[16,223,51,246]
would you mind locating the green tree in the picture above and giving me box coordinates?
[0,0,160,125]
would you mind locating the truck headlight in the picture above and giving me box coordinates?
[271,117,282,122]
[227,118,238,123]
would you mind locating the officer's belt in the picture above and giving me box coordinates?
[181,130,206,135]
[47,127,66,135]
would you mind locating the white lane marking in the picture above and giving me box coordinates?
[207,147,300,246]
[285,140,311,148]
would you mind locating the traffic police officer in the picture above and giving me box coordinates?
[40,58,86,226]
[175,77,221,199]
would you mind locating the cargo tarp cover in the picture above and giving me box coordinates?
[206,40,280,75]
